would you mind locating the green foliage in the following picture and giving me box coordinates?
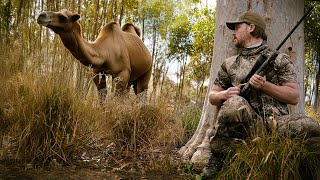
[191,8,215,60]
[304,2,320,110]
[186,7,214,101]
[188,8,215,88]
[168,13,193,58]
[139,0,176,38]
[304,2,320,52]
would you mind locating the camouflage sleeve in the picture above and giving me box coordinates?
[214,61,232,89]
[274,53,297,84]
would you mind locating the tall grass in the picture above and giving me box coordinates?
[179,104,202,140]
[89,94,185,173]
[217,130,320,179]
[0,69,185,171]
[3,73,96,165]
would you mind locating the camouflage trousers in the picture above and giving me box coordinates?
[210,95,320,153]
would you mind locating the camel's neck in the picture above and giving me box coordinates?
[58,24,102,67]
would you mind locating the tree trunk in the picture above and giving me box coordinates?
[313,60,320,110]
[178,0,306,164]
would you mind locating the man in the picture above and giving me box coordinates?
[203,11,300,177]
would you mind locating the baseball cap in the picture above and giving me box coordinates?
[226,11,266,31]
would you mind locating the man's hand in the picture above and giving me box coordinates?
[224,86,240,99]
[208,85,240,106]
[249,74,266,90]
[248,74,299,105]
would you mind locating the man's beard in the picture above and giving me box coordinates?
[233,38,245,48]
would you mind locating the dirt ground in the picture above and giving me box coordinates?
[0,159,188,180]
[0,145,189,180]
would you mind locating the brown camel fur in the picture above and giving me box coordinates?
[37,9,152,102]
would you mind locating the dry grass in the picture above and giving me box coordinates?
[89,94,185,173]
[2,73,95,165]
[0,66,185,173]
[216,128,320,180]
[306,105,320,123]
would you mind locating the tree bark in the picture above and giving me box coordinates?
[178,0,306,164]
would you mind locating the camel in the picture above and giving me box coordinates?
[37,9,152,102]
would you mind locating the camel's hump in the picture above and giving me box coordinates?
[122,23,141,37]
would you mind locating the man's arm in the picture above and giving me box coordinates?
[249,74,300,105]
[208,85,240,106]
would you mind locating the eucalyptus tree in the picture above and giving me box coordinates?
[304,2,320,111]
[168,13,192,101]
[188,8,215,103]
[138,0,176,99]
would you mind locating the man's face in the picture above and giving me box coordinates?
[232,23,252,48]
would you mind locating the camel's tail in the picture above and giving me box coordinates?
[122,23,141,37]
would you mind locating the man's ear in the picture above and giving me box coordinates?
[72,14,80,22]
[249,24,255,32]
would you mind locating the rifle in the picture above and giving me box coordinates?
[239,6,314,99]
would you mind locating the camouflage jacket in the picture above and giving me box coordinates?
[214,41,297,119]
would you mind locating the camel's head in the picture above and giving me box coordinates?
[37,9,80,33]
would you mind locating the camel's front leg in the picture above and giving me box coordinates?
[93,71,107,104]
[114,70,130,96]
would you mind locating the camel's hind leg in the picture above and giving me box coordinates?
[135,67,152,100]
[93,71,107,104]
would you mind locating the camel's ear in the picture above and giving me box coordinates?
[71,14,80,22]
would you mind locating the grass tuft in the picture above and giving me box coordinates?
[217,130,320,180]
[3,73,95,165]
[180,104,202,139]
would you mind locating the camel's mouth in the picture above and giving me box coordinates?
[37,21,50,27]
[37,17,52,27]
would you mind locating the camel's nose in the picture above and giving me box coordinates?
[37,12,51,25]
[38,12,47,19]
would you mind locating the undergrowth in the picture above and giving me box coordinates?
[180,104,202,139]
[216,131,320,180]
[3,73,95,165]
[0,70,185,174]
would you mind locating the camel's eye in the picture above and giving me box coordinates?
[58,15,67,22]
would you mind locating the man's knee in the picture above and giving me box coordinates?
[218,95,252,122]
[277,114,320,137]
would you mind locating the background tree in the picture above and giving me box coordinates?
[178,0,307,164]
[304,2,320,111]
[168,13,192,101]
[138,0,176,100]
[188,8,215,104]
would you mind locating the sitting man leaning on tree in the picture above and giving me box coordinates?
[203,11,320,177]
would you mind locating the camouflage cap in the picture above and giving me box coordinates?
[226,11,266,31]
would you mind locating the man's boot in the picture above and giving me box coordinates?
[202,152,225,178]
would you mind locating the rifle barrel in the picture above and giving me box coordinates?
[276,6,314,51]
